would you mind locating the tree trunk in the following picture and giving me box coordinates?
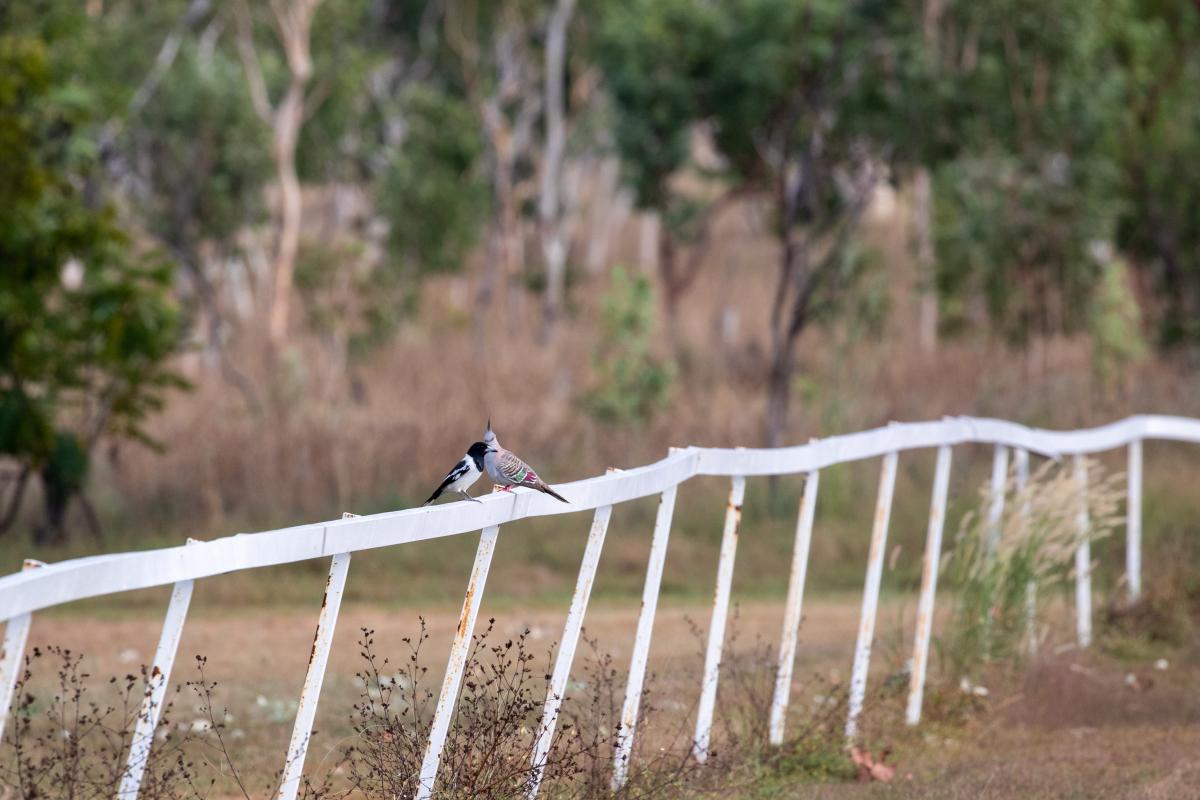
[267,111,305,345]
[235,0,320,348]
[537,0,576,345]
[913,167,938,356]
[658,227,683,347]
[266,30,313,346]
[0,467,30,538]
[765,333,797,450]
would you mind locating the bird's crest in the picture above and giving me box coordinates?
[484,418,496,445]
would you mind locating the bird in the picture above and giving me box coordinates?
[424,442,489,505]
[482,420,568,503]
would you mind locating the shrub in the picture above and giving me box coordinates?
[940,457,1124,677]
[583,267,676,425]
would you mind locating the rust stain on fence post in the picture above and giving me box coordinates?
[769,465,820,745]
[276,550,352,800]
[0,559,44,747]
[416,524,501,800]
[905,445,952,726]
[693,474,746,762]
[846,451,898,741]
[528,497,615,799]
[119,539,200,800]
[612,480,678,791]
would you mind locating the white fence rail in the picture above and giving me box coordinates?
[1,414,1197,798]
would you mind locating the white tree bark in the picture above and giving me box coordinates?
[537,0,577,344]
[235,0,322,348]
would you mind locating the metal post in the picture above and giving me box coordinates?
[1074,456,1092,648]
[1127,439,1143,602]
[905,445,952,726]
[416,525,501,800]
[611,484,678,791]
[527,502,614,799]
[769,469,820,745]
[0,559,44,745]
[692,475,746,761]
[276,550,352,800]
[845,452,899,741]
[986,444,1009,557]
[119,540,201,800]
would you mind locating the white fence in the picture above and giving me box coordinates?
[1,414,1197,799]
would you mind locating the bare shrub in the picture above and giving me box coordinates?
[0,646,204,799]
[340,619,709,799]
[1,618,880,799]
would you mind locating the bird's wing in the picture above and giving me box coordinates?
[497,450,540,487]
[426,458,470,504]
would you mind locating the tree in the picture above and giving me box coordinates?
[234,0,325,347]
[130,40,270,402]
[600,0,895,446]
[705,0,895,448]
[927,0,1124,346]
[537,0,578,343]
[1108,0,1200,346]
[445,0,544,347]
[596,0,728,339]
[0,28,183,543]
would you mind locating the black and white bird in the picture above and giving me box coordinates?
[424,442,489,505]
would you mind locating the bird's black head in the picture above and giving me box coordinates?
[467,441,490,468]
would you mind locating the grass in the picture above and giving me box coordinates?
[11,589,1200,798]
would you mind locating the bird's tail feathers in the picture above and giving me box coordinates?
[540,483,569,503]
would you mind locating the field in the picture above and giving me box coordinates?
[19,589,1200,799]
[8,423,1200,797]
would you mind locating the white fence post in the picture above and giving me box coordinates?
[1074,456,1092,648]
[527,501,614,799]
[692,475,747,762]
[905,445,952,726]
[611,484,678,791]
[119,540,201,800]
[276,550,352,800]
[1013,449,1036,654]
[0,559,44,745]
[1127,438,1143,602]
[845,451,899,741]
[986,444,1009,557]
[769,468,820,745]
[416,524,501,800]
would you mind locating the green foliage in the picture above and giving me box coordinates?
[297,86,487,357]
[596,0,721,208]
[1090,257,1148,389]
[0,22,183,535]
[923,0,1128,344]
[584,267,675,424]
[134,43,270,256]
[935,153,1119,344]
[380,86,487,276]
[1108,0,1200,347]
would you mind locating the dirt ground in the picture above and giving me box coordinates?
[17,595,1200,798]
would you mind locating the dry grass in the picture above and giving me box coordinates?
[11,592,1200,799]
[4,198,1192,565]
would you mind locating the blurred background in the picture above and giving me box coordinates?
[2,0,1199,592]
